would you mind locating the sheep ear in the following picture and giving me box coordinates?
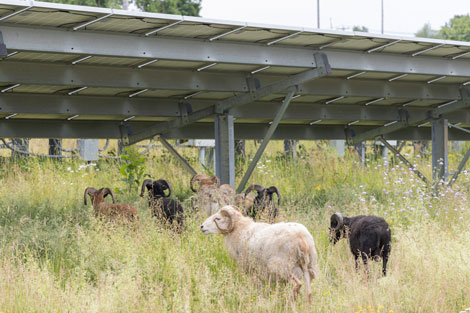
[216,208,234,233]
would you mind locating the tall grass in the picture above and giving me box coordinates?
[0,140,469,312]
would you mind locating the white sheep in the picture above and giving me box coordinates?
[190,174,235,216]
[200,205,319,302]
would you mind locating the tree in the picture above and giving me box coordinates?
[352,25,369,33]
[439,15,470,42]
[415,23,440,39]
[45,0,121,8]
[136,0,201,16]
[43,0,201,16]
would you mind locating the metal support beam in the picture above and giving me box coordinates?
[237,88,296,193]
[448,146,470,187]
[3,25,470,76]
[4,93,470,123]
[350,87,470,144]
[0,61,461,101]
[157,136,197,176]
[121,53,331,145]
[0,31,7,58]
[3,120,470,140]
[432,117,448,184]
[377,136,429,185]
[215,114,235,186]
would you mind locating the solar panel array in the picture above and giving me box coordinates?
[1,0,470,140]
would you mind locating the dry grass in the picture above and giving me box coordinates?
[0,140,469,312]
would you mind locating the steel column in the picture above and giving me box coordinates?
[432,117,448,184]
[215,114,235,186]
[237,88,296,193]
[0,31,7,58]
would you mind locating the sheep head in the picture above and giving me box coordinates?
[245,184,280,205]
[201,206,240,235]
[265,186,281,205]
[84,187,115,207]
[329,212,345,244]
[141,179,172,198]
[190,174,220,192]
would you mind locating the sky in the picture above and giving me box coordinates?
[200,0,470,37]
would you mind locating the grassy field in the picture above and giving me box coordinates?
[0,140,470,313]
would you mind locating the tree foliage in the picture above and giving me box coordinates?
[43,0,201,16]
[415,23,440,39]
[45,0,121,9]
[439,15,470,42]
[136,0,201,16]
[352,25,369,33]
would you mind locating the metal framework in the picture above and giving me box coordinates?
[2,0,470,184]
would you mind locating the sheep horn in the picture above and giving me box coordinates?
[245,184,264,196]
[211,176,221,186]
[190,174,205,192]
[140,179,153,197]
[84,187,97,205]
[101,187,116,203]
[267,186,281,205]
[331,212,344,230]
[160,179,172,197]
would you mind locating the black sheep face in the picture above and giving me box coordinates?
[149,181,168,198]
[329,219,347,244]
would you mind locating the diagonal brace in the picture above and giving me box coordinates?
[377,136,429,185]
[448,123,470,187]
[0,32,7,58]
[236,88,297,193]
[448,147,470,187]
[349,87,470,145]
[120,53,331,146]
[157,136,197,176]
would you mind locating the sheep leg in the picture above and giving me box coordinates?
[354,254,360,271]
[361,253,369,277]
[303,269,312,304]
[289,273,303,301]
[382,244,391,276]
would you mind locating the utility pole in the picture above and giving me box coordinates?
[317,0,320,28]
[381,0,384,34]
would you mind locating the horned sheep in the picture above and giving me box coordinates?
[84,187,138,220]
[140,179,184,228]
[329,212,391,276]
[244,184,281,220]
[201,206,319,301]
[190,174,235,216]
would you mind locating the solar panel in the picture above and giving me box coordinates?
[0,0,470,141]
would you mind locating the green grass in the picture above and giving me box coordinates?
[0,140,470,312]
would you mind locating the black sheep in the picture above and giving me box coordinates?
[329,212,391,276]
[244,184,280,220]
[140,179,184,228]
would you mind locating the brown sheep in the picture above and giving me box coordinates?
[190,174,235,216]
[84,187,138,221]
